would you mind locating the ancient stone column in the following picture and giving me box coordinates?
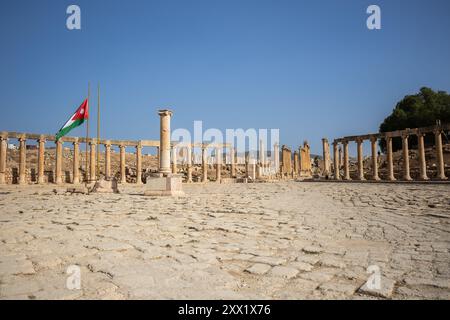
[417,133,428,180]
[435,129,448,180]
[104,141,111,179]
[55,139,63,184]
[370,136,380,181]
[333,141,340,180]
[89,139,97,182]
[401,133,412,181]
[158,109,173,174]
[136,142,142,184]
[37,135,46,184]
[215,147,221,183]
[187,146,193,183]
[202,146,208,183]
[293,151,299,177]
[321,138,331,176]
[119,144,126,183]
[343,140,351,180]
[171,145,177,174]
[245,154,250,178]
[0,132,7,184]
[18,135,27,185]
[230,147,236,178]
[386,136,396,181]
[356,138,365,181]
[72,139,80,184]
[274,143,280,176]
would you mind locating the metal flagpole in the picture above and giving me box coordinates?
[96,83,100,180]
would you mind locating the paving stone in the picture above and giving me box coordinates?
[358,276,396,299]
[269,266,299,279]
[245,263,272,275]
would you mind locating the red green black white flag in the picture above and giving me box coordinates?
[55,98,89,141]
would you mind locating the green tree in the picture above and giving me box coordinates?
[379,87,450,152]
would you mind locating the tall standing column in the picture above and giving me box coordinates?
[55,139,63,184]
[322,138,331,176]
[386,136,396,181]
[333,141,340,180]
[202,146,208,183]
[274,143,280,176]
[343,140,351,180]
[215,147,221,183]
[104,141,111,179]
[435,129,448,180]
[171,145,177,174]
[119,144,126,183]
[401,133,412,181]
[0,132,7,184]
[136,141,142,184]
[417,133,428,180]
[187,146,193,183]
[89,139,97,182]
[18,136,27,184]
[158,109,173,174]
[370,136,380,181]
[73,138,80,184]
[230,147,236,178]
[356,138,365,181]
[37,135,46,184]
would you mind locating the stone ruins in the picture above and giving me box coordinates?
[0,111,448,186]
[327,124,449,182]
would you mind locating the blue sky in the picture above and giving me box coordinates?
[1,0,450,155]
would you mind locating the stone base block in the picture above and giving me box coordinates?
[90,178,120,194]
[144,174,184,197]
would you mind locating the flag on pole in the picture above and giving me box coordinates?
[55,98,89,141]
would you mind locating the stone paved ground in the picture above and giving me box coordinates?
[0,182,449,300]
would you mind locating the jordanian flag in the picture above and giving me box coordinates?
[55,98,89,141]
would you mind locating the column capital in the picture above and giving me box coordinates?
[369,136,378,143]
[401,132,410,138]
[18,134,26,142]
[119,143,125,149]
[104,140,111,147]
[89,138,97,146]
[322,138,329,143]
[158,109,173,117]
[73,137,79,145]
[0,131,8,140]
[38,135,46,143]
[355,137,364,144]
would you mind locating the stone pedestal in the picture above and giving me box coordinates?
[91,177,120,193]
[144,174,184,196]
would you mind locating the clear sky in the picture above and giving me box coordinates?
[1,0,450,155]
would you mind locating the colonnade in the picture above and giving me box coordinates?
[327,124,449,181]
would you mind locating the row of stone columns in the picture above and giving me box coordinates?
[0,134,147,185]
[331,129,447,181]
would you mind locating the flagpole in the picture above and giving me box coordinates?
[86,82,90,183]
[96,83,100,180]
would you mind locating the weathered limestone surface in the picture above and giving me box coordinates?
[1,182,449,300]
